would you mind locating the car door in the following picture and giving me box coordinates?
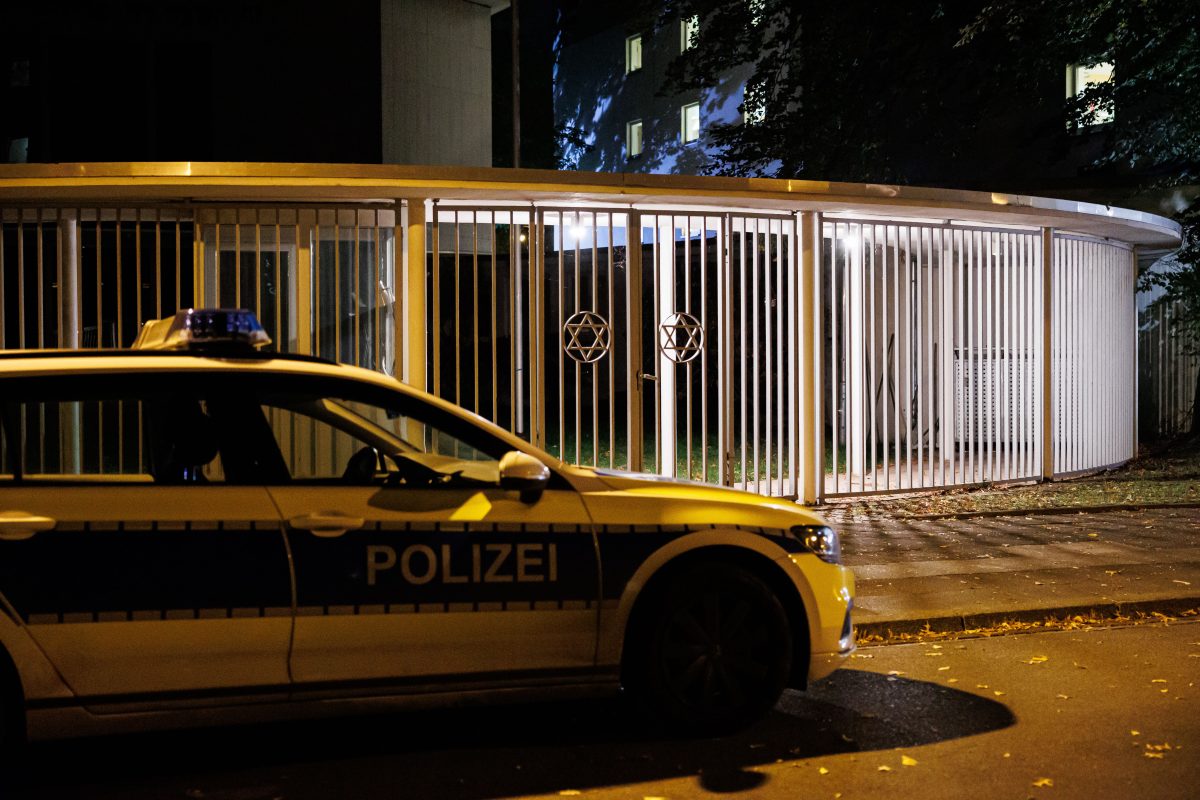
[253,374,601,690]
[0,372,293,706]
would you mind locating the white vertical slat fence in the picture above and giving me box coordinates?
[1052,235,1137,474]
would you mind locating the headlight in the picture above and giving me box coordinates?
[793,525,842,565]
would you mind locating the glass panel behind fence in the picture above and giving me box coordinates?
[428,208,536,442]
[201,207,299,354]
[313,208,396,372]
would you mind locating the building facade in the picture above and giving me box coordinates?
[1,0,501,168]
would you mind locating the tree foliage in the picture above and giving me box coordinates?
[656,0,1060,185]
[961,0,1200,355]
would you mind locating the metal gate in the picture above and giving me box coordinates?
[426,204,800,493]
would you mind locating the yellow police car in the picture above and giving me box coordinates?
[0,309,854,741]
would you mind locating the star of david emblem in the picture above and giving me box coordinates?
[563,310,611,363]
[659,311,705,363]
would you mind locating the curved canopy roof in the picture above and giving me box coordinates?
[0,162,1182,250]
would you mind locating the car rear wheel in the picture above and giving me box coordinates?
[633,562,793,734]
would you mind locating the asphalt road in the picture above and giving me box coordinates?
[19,620,1200,800]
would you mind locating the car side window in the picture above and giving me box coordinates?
[0,375,282,486]
[260,395,502,487]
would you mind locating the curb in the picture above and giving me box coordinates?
[844,501,1200,523]
[854,595,1200,643]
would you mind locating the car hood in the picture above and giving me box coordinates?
[576,467,829,533]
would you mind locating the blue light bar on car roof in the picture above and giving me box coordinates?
[132,309,273,351]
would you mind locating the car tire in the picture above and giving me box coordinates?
[632,561,793,735]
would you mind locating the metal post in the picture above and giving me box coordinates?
[403,199,427,390]
[657,216,676,477]
[799,212,819,505]
[296,211,314,356]
[628,210,644,472]
[59,211,80,349]
[1041,227,1054,480]
[58,211,82,473]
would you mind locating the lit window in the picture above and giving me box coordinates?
[749,0,765,26]
[743,83,766,125]
[681,15,699,52]
[626,34,643,74]
[1066,62,1114,124]
[681,102,701,143]
[627,120,644,158]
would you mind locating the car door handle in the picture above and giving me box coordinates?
[0,511,57,541]
[288,513,365,538]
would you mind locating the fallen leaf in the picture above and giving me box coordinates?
[1152,679,1168,683]
[559,792,582,797]
[818,767,829,775]
[994,690,1006,696]
[924,652,944,657]
[1056,694,1070,699]
[1027,655,1049,664]
[977,684,989,689]
[947,678,959,683]
[887,670,905,676]
[878,765,892,772]
[901,755,918,767]
[1144,752,1165,759]
[1173,580,1192,586]
[1131,730,1140,736]
[938,665,951,671]
[1032,778,1054,788]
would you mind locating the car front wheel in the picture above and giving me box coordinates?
[633,562,793,734]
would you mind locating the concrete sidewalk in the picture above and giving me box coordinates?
[823,505,1200,638]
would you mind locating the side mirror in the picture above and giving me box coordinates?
[499,451,550,498]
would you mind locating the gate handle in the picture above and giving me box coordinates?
[289,513,365,538]
[640,373,658,382]
[0,511,57,541]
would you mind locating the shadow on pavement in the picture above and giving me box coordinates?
[22,670,1014,799]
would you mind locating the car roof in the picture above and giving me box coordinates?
[0,348,558,467]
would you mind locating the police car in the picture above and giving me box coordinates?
[0,309,854,741]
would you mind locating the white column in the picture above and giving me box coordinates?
[847,230,866,480]
[657,216,676,476]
